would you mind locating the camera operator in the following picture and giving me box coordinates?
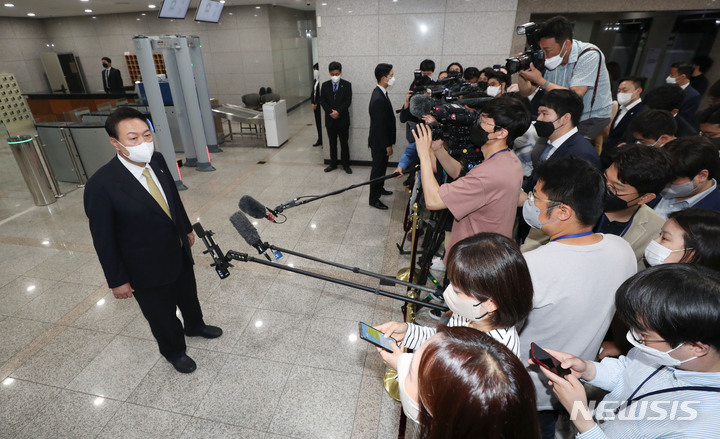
[413,96,530,263]
[517,16,613,140]
[463,67,481,85]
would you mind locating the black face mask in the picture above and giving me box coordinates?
[534,120,556,138]
[102,63,109,68]
[470,121,490,147]
[603,187,643,212]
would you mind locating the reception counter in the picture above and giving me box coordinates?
[25,92,137,121]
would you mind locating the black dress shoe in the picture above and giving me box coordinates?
[169,354,196,373]
[313,141,322,147]
[343,166,352,174]
[185,325,223,339]
[369,200,388,210]
[324,165,337,172]
[380,189,393,196]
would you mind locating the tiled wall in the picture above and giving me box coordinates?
[1,6,313,107]
[315,0,520,164]
[0,17,52,94]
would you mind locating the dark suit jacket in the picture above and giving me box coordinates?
[84,152,193,290]
[679,85,701,130]
[103,67,124,93]
[368,86,396,150]
[604,101,644,151]
[311,79,321,105]
[320,79,352,125]
[525,131,601,192]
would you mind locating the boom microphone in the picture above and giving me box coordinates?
[239,195,277,222]
[192,222,231,279]
[229,211,272,261]
[409,93,435,118]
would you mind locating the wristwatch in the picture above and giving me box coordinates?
[537,79,549,91]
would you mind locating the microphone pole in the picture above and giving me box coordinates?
[192,223,231,279]
[274,165,419,213]
[224,250,449,312]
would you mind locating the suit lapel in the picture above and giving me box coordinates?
[111,156,174,223]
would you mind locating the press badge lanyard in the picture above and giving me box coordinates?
[551,231,593,242]
[596,208,639,237]
[613,366,720,414]
[486,148,509,161]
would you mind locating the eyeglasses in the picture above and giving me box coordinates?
[629,328,665,345]
[605,183,638,198]
[528,189,561,207]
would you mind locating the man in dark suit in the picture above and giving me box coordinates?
[319,61,352,173]
[669,63,701,130]
[310,63,322,147]
[367,63,396,210]
[601,77,645,167]
[101,57,124,94]
[84,107,221,374]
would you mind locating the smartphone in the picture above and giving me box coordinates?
[359,322,398,353]
[530,343,570,377]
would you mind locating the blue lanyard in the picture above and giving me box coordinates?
[486,148,509,160]
[596,208,639,238]
[551,230,593,242]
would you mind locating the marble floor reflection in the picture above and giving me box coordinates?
[0,105,424,439]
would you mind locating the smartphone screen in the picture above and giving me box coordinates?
[530,343,570,377]
[359,322,397,353]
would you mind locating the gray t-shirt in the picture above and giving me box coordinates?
[518,234,637,410]
[543,40,613,121]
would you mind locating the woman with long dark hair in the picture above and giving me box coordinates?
[644,208,720,270]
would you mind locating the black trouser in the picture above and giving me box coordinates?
[132,251,205,360]
[314,106,322,142]
[326,118,350,167]
[369,146,389,203]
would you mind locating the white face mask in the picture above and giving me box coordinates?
[397,353,420,423]
[666,75,677,84]
[330,75,341,84]
[486,85,501,97]
[387,76,395,87]
[626,329,697,367]
[442,284,490,322]
[616,92,633,107]
[643,240,690,266]
[544,40,568,70]
[118,140,154,164]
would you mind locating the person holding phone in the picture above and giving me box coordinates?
[536,264,720,439]
[376,233,533,357]
[378,326,540,438]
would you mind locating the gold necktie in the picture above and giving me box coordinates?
[142,168,171,219]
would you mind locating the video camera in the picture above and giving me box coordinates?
[505,22,545,74]
[426,102,484,169]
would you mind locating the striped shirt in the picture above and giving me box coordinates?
[578,348,720,439]
[404,315,520,357]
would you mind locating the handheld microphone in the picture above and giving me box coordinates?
[192,222,231,279]
[239,195,277,223]
[229,211,272,261]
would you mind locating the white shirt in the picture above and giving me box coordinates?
[613,98,642,128]
[376,84,388,97]
[116,153,169,205]
[545,126,579,160]
[654,179,718,219]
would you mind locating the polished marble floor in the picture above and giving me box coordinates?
[0,105,422,439]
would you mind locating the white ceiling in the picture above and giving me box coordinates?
[0,0,315,18]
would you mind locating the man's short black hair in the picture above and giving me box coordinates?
[663,135,720,179]
[617,264,720,351]
[328,61,342,72]
[313,63,319,70]
[480,67,495,79]
[692,55,713,73]
[671,62,694,79]
[538,16,574,44]
[644,84,684,111]
[374,63,393,83]
[710,79,720,100]
[419,59,435,72]
[482,96,531,150]
[463,67,480,81]
[539,89,583,127]
[699,103,720,125]
[102,57,111,64]
[628,109,677,139]
[611,144,674,195]
[535,156,605,226]
[618,76,646,90]
[105,106,149,139]
[487,70,510,87]
[446,62,463,74]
